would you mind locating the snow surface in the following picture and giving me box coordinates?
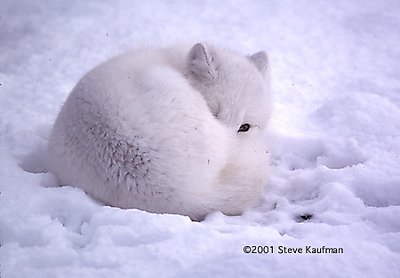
[1,0,400,277]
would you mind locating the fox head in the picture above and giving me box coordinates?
[185,43,271,136]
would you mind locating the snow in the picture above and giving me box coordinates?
[1,0,400,277]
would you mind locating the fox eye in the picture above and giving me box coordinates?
[238,123,251,133]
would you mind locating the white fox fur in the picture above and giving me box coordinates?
[47,43,271,220]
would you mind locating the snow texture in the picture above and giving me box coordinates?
[1,0,400,277]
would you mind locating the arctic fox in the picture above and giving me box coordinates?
[47,43,271,220]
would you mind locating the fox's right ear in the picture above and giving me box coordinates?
[187,43,217,82]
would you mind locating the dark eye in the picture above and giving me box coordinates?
[238,123,251,133]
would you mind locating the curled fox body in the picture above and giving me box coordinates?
[48,43,271,220]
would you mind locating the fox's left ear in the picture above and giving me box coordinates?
[249,51,268,74]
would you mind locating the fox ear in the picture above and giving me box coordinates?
[249,51,268,73]
[187,43,217,82]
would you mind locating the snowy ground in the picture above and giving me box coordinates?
[1,0,400,277]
